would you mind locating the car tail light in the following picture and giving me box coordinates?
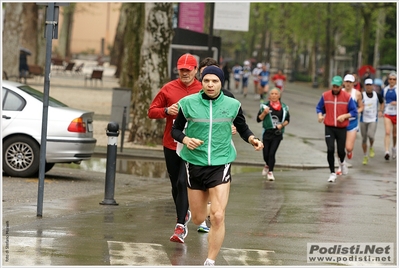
[67,117,87,133]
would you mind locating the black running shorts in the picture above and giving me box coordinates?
[185,163,232,191]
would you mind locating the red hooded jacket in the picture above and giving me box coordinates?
[148,78,202,150]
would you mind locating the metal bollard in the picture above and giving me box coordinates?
[100,122,119,205]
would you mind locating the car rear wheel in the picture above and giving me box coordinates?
[3,135,40,178]
[45,163,55,173]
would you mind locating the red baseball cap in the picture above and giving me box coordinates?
[177,53,197,70]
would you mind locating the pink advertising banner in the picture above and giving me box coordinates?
[178,3,205,33]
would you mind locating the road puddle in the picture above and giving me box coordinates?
[57,158,260,178]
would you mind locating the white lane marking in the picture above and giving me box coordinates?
[2,236,54,266]
[221,247,275,266]
[108,241,170,266]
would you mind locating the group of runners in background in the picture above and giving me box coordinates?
[230,61,286,100]
[316,71,397,182]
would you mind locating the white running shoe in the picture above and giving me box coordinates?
[204,259,215,266]
[267,172,275,181]
[262,165,269,176]
[340,161,348,175]
[328,173,337,182]
[336,165,342,176]
[197,220,210,233]
[392,147,397,159]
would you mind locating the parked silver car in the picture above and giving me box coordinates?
[2,80,97,177]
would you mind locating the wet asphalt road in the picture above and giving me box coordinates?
[2,165,396,266]
[2,74,397,266]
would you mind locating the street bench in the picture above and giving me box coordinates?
[51,57,64,71]
[28,64,44,77]
[74,63,84,75]
[63,62,75,74]
[85,69,103,86]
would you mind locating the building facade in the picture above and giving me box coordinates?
[54,3,121,56]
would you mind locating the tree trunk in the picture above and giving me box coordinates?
[266,31,272,64]
[323,3,332,88]
[360,9,372,65]
[110,3,130,77]
[259,30,267,63]
[2,3,24,78]
[373,8,386,72]
[21,3,39,65]
[249,3,259,61]
[119,3,144,88]
[36,6,47,67]
[58,4,76,60]
[122,3,174,145]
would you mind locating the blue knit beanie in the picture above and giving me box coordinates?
[201,65,225,87]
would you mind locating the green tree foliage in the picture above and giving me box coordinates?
[218,2,396,84]
[378,4,397,65]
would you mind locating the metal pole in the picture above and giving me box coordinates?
[37,3,55,217]
[36,2,69,217]
[100,122,119,206]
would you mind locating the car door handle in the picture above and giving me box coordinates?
[2,115,11,119]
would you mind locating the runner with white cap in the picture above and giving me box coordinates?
[336,74,364,175]
[360,78,384,164]
[252,63,263,99]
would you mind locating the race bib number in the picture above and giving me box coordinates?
[262,76,269,82]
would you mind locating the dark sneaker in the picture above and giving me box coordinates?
[170,224,187,243]
[385,152,390,160]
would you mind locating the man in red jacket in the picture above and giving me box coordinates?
[316,76,358,182]
[148,53,202,243]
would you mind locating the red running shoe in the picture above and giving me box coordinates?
[170,224,187,243]
[347,151,353,159]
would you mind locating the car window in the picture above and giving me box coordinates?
[18,85,68,107]
[2,88,26,111]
